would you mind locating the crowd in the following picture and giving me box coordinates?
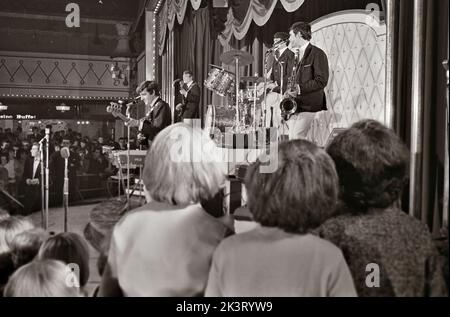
[0,126,131,214]
[0,119,448,297]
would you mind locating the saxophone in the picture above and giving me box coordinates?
[279,49,299,121]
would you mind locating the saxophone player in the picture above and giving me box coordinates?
[283,22,329,140]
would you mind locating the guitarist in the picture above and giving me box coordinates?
[175,70,201,124]
[125,80,171,147]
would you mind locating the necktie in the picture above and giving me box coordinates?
[274,50,280,61]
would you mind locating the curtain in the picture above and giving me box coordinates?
[393,0,449,235]
[172,6,218,125]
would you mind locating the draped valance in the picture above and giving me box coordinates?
[157,0,306,55]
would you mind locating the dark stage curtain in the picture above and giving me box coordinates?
[393,0,448,235]
[172,6,222,126]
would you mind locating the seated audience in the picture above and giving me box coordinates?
[98,123,233,296]
[3,259,82,297]
[315,119,448,296]
[205,140,356,297]
[37,232,90,291]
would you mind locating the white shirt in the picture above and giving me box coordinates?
[32,158,40,178]
[185,80,194,90]
[296,41,310,62]
[274,46,289,61]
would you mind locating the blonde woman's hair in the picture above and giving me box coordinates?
[4,259,81,297]
[0,216,34,254]
[143,123,226,205]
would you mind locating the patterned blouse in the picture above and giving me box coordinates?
[314,207,448,296]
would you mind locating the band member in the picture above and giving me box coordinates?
[175,70,201,122]
[268,32,295,94]
[21,143,41,214]
[126,80,171,147]
[284,22,329,140]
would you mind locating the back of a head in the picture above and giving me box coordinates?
[326,119,409,213]
[245,139,338,233]
[11,228,48,269]
[4,259,80,297]
[38,232,90,287]
[0,207,9,222]
[143,123,226,206]
[0,216,34,254]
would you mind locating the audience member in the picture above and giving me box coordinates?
[10,228,48,269]
[38,232,90,290]
[98,123,233,296]
[315,119,448,296]
[205,140,356,296]
[3,259,82,297]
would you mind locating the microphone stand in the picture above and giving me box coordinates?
[126,103,131,212]
[63,155,69,232]
[39,142,46,229]
[263,51,269,128]
[45,131,49,230]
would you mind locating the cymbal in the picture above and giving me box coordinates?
[240,76,264,82]
[220,50,254,66]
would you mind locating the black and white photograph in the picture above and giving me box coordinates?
[0,0,448,302]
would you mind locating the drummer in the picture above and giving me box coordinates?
[267,32,295,94]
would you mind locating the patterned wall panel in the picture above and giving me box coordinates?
[307,10,387,146]
[0,51,131,98]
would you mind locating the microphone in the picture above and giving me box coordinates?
[266,39,288,53]
[61,147,70,232]
[60,147,70,159]
[45,128,50,142]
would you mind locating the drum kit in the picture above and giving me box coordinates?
[204,50,265,133]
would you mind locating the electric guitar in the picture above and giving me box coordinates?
[106,102,133,124]
[107,102,148,143]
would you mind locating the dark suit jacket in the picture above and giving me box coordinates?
[140,98,172,145]
[22,157,41,181]
[270,48,295,93]
[292,44,329,113]
[21,157,42,214]
[181,82,201,119]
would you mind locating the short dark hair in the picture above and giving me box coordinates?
[289,21,312,41]
[183,70,193,77]
[245,140,339,233]
[273,32,289,41]
[326,119,409,213]
[136,80,160,96]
